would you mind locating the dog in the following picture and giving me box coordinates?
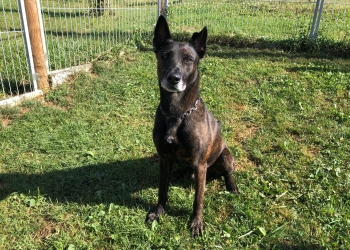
[146,15,239,237]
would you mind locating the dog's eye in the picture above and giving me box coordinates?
[184,57,193,63]
[161,52,169,60]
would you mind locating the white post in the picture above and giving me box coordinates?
[309,0,325,39]
[158,0,168,17]
[18,0,38,90]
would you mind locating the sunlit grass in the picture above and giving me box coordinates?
[1,46,349,248]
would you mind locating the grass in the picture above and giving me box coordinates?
[1,0,349,99]
[1,45,349,249]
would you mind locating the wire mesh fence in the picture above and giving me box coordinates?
[1,0,35,102]
[166,0,350,43]
[40,0,158,71]
[38,0,350,73]
[167,0,312,39]
[321,0,350,41]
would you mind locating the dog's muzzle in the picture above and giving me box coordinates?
[161,73,186,92]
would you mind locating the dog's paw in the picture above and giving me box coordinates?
[224,176,240,194]
[227,184,239,194]
[145,205,164,223]
[229,182,240,194]
[145,212,159,223]
[190,217,204,237]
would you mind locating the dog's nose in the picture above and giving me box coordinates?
[167,73,181,84]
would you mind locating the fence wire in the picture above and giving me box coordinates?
[1,0,35,101]
[166,0,350,42]
[322,0,350,41]
[40,0,158,71]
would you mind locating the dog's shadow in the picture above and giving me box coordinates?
[0,155,194,214]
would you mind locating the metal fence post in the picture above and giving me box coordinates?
[35,0,49,71]
[309,0,325,39]
[158,0,168,17]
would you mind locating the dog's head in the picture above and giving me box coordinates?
[153,16,207,93]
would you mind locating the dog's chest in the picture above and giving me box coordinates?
[164,117,182,144]
[156,117,206,161]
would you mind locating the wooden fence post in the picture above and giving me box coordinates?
[23,0,49,92]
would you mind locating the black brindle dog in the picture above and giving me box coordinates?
[146,16,239,237]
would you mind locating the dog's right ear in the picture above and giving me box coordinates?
[153,15,172,52]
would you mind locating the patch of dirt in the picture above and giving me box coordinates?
[1,97,49,127]
[0,109,29,127]
[90,72,98,78]
[35,219,60,241]
[19,107,30,115]
[235,125,258,143]
[235,158,256,171]
[300,145,320,161]
[1,118,11,127]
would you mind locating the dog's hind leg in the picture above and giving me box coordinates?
[208,147,239,194]
[146,157,173,223]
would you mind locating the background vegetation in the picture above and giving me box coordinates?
[1,45,349,249]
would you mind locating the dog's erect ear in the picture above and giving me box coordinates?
[189,27,207,58]
[153,15,172,52]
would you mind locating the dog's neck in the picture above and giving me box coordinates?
[159,78,200,144]
[159,77,200,118]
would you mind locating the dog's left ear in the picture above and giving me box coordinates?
[189,27,207,58]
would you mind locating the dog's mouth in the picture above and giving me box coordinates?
[161,78,186,92]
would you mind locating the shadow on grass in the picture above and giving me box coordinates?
[205,47,350,75]
[207,46,350,63]
[0,156,159,207]
[172,32,350,59]
[272,242,327,250]
[0,155,196,215]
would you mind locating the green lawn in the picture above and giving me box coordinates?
[0,46,349,249]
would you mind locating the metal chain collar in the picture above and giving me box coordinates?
[160,99,200,120]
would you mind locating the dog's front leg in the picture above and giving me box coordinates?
[146,157,173,223]
[190,164,207,237]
